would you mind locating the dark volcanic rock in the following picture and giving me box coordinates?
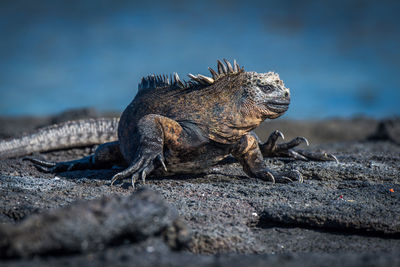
[0,188,189,258]
[259,180,400,235]
[3,251,400,267]
[0,110,400,266]
[257,141,400,235]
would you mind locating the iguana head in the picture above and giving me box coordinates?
[181,59,290,119]
[241,71,290,119]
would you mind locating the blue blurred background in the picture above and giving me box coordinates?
[0,0,399,118]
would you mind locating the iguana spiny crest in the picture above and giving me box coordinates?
[135,59,290,121]
[138,59,243,90]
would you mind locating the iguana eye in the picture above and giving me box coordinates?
[260,84,274,93]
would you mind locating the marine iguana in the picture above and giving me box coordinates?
[0,59,337,187]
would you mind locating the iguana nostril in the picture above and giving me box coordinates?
[284,91,289,98]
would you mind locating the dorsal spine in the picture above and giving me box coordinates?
[137,59,244,91]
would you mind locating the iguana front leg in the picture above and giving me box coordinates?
[260,130,338,162]
[231,133,303,183]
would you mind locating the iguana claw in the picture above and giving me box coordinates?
[110,151,165,188]
[276,170,303,183]
[24,156,96,172]
[257,169,303,184]
[261,130,337,163]
[23,157,56,167]
[327,153,339,163]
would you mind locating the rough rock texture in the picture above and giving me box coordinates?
[0,110,399,266]
[0,188,188,258]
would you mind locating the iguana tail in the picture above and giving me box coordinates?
[0,118,119,159]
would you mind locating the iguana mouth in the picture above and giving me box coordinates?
[265,99,290,113]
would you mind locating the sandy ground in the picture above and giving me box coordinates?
[0,109,399,266]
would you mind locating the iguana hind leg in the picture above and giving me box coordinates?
[231,133,303,183]
[26,141,123,172]
[111,114,207,188]
[260,130,338,162]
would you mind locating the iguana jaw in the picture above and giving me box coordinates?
[265,99,290,114]
[262,98,290,119]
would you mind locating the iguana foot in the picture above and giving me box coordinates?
[232,133,303,184]
[110,153,167,188]
[24,141,123,173]
[24,156,94,172]
[261,130,338,163]
[256,169,303,183]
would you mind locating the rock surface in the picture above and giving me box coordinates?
[0,188,188,258]
[0,110,399,266]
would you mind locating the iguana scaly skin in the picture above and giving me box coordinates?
[0,118,119,159]
[0,59,337,187]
